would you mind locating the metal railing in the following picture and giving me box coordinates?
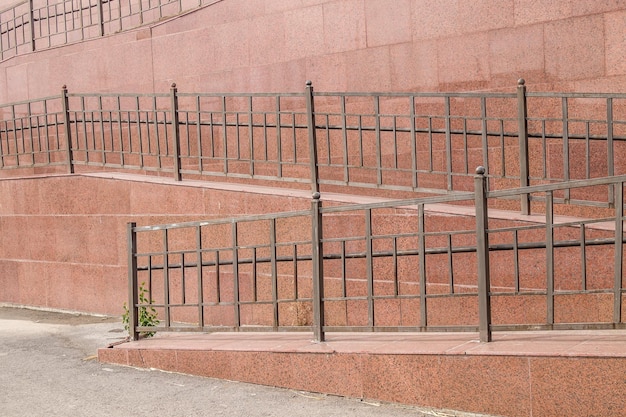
[2,81,626,213]
[127,171,626,341]
[0,0,222,61]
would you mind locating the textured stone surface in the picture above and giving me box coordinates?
[3,0,626,102]
[99,330,626,417]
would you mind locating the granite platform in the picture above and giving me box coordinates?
[98,329,626,417]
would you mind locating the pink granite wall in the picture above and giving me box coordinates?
[0,173,312,314]
[2,171,618,326]
[2,0,626,104]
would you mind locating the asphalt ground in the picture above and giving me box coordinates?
[0,306,493,417]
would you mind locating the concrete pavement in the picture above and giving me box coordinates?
[0,306,490,417]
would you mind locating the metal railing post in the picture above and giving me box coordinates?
[305,81,319,194]
[517,79,530,215]
[97,0,105,36]
[127,222,139,341]
[170,83,182,181]
[311,192,325,342]
[474,166,492,342]
[61,85,74,174]
[28,0,36,51]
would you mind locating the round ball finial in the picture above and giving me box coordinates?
[475,166,486,175]
[306,80,312,87]
[312,191,321,200]
[517,78,525,86]
[171,82,177,88]
[62,85,67,90]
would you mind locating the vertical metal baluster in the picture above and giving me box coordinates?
[127,222,139,340]
[410,96,418,189]
[358,115,364,168]
[341,240,347,299]
[607,98,615,207]
[221,96,228,174]
[462,118,468,174]
[500,120,505,177]
[448,234,454,294]
[11,105,17,165]
[163,228,171,329]
[613,183,623,325]
[196,95,202,173]
[136,96,143,168]
[209,111,216,159]
[252,247,258,302]
[546,191,555,327]
[292,244,298,300]
[291,112,296,164]
[341,95,349,184]
[365,209,374,329]
[215,250,221,304]
[276,96,282,178]
[324,114,331,166]
[97,0,104,36]
[562,97,570,202]
[153,96,161,169]
[116,95,124,166]
[418,204,427,329]
[60,0,66,44]
[78,0,85,41]
[248,96,254,177]
[196,226,204,328]
[514,230,520,293]
[43,100,50,165]
[147,256,152,302]
[444,96,452,191]
[0,14,5,60]
[541,120,547,179]
[116,0,121,32]
[270,219,278,329]
[374,96,383,185]
[99,96,105,165]
[28,0,35,50]
[27,102,34,165]
[0,114,4,168]
[585,122,590,180]
[393,115,399,170]
[81,96,89,163]
[89,107,97,163]
[393,237,398,297]
[125,109,132,166]
[181,252,186,305]
[428,117,433,172]
[580,224,587,291]
[18,109,25,163]
[232,222,240,330]
[481,97,489,175]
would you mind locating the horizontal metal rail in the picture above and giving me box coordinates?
[2,81,625,210]
[126,173,626,341]
[0,0,225,61]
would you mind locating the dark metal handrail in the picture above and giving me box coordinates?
[126,172,626,342]
[2,81,625,213]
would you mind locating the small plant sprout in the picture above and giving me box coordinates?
[122,282,159,338]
